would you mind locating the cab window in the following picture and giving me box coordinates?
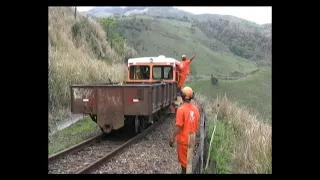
[152,66,173,80]
[129,65,151,80]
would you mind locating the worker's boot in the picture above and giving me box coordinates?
[181,165,186,174]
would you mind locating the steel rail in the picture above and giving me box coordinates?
[48,133,105,164]
[77,113,171,174]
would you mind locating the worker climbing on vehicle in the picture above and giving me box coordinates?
[169,86,200,174]
[176,53,196,95]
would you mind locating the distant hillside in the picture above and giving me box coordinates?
[86,6,176,17]
[188,67,271,121]
[85,7,272,64]
[114,16,258,77]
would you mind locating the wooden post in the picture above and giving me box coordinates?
[186,132,196,174]
[48,36,50,68]
[48,16,50,69]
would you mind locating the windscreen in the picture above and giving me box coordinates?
[152,65,173,80]
[129,65,151,80]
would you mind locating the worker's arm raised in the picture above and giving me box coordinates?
[190,52,196,61]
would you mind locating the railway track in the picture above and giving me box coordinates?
[48,133,105,164]
[48,113,171,174]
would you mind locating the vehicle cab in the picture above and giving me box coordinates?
[126,55,179,83]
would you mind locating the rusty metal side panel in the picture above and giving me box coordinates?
[168,83,172,104]
[171,82,175,102]
[173,82,177,101]
[164,83,169,106]
[163,84,167,106]
[162,83,173,107]
[152,86,157,110]
[148,87,153,115]
[96,87,124,130]
[162,84,166,106]
[151,85,160,113]
[71,87,96,114]
[123,87,150,115]
[158,84,164,108]
[157,86,162,107]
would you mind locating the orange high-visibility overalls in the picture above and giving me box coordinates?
[175,103,200,168]
[177,59,191,88]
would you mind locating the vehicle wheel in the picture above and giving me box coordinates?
[134,116,140,134]
[139,117,146,131]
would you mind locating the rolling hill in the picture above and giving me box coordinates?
[84,7,271,77]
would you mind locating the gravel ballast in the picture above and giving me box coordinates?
[93,114,202,174]
[48,139,126,174]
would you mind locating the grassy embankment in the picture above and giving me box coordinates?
[190,67,271,174]
[48,7,136,154]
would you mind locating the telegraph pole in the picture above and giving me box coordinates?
[74,6,77,20]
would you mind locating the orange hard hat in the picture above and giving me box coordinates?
[181,86,194,99]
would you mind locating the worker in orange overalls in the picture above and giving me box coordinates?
[169,86,200,174]
[176,53,196,95]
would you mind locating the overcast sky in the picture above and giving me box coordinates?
[76,6,271,24]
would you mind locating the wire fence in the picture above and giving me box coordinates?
[192,104,220,174]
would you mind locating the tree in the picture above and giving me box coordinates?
[114,13,120,19]
[182,16,189,22]
[211,75,218,85]
[99,17,127,55]
[190,27,195,34]
[111,32,125,55]
[99,17,116,48]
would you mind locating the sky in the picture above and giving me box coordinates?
[76,6,271,25]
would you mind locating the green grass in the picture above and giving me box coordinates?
[188,67,271,122]
[205,117,236,174]
[117,16,257,76]
[195,93,271,174]
[193,67,272,173]
[48,116,100,155]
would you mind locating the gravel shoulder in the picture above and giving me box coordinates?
[93,115,201,174]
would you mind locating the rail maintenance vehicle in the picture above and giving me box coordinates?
[70,55,182,134]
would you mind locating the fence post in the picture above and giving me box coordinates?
[186,132,196,174]
[48,32,50,69]
[205,112,218,170]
